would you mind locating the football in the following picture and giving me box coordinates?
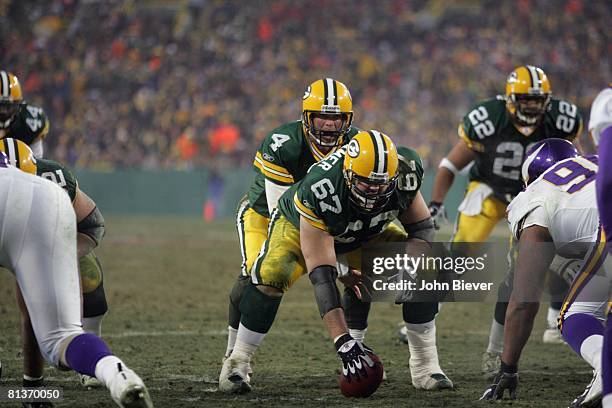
[339,352,384,398]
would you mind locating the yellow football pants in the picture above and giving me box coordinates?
[452,181,507,242]
[236,200,270,276]
[251,213,407,292]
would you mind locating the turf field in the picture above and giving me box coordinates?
[0,216,594,407]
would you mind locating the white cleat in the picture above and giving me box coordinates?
[79,373,103,388]
[481,351,501,381]
[411,372,454,390]
[543,328,566,344]
[219,355,252,394]
[222,353,252,381]
[108,364,153,408]
[569,370,602,407]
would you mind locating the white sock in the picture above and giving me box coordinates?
[225,326,238,357]
[83,315,104,337]
[579,334,603,371]
[546,307,560,329]
[232,323,266,361]
[486,319,504,355]
[603,393,612,408]
[349,328,367,343]
[94,355,126,389]
[404,320,443,378]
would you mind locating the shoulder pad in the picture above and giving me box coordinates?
[546,98,582,137]
[588,88,612,144]
[37,158,78,201]
[461,98,505,142]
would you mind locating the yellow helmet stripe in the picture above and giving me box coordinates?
[323,78,337,106]
[0,71,9,98]
[368,130,387,174]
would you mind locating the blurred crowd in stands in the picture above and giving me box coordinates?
[2,0,609,170]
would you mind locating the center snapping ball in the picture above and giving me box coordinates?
[339,351,384,397]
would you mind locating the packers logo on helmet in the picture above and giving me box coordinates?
[0,71,25,129]
[302,78,353,150]
[505,65,551,127]
[0,138,37,175]
[343,130,398,213]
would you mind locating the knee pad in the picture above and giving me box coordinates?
[83,281,108,318]
[239,283,282,334]
[342,287,370,330]
[79,252,103,294]
[403,302,439,324]
[229,275,250,329]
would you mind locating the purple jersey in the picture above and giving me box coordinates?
[597,127,612,244]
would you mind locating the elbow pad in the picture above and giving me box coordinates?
[77,206,105,247]
[402,217,435,243]
[309,265,341,318]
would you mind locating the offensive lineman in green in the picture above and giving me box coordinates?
[221,78,359,376]
[220,130,453,394]
[424,65,583,378]
[0,138,108,393]
[0,71,50,157]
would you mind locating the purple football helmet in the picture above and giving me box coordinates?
[522,138,579,185]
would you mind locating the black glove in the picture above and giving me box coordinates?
[335,333,375,379]
[480,362,518,400]
[428,201,447,230]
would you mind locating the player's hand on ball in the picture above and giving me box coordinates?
[480,364,518,400]
[428,201,447,230]
[335,333,383,397]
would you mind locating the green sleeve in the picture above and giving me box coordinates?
[24,104,49,141]
[459,98,505,151]
[37,159,78,201]
[548,98,583,140]
[254,127,302,186]
[396,146,424,209]
[293,168,330,231]
[292,154,347,232]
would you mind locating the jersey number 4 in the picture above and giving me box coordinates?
[270,134,290,152]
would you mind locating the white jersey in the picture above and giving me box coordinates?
[0,165,83,365]
[507,156,599,259]
[589,87,612,146]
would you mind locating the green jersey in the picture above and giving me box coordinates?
[0,103,49,146]
[278,145,424,254]
[460,96,582,203]
[37,158,78,202]
[247,120,359,217]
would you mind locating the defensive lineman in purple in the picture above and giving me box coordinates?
[481,139,609,407]
[589,87,612,408]
[0,152,153,408]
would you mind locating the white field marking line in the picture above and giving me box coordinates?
[104,236,237,245]
[104,330,200,338]
[102,328,313,339]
